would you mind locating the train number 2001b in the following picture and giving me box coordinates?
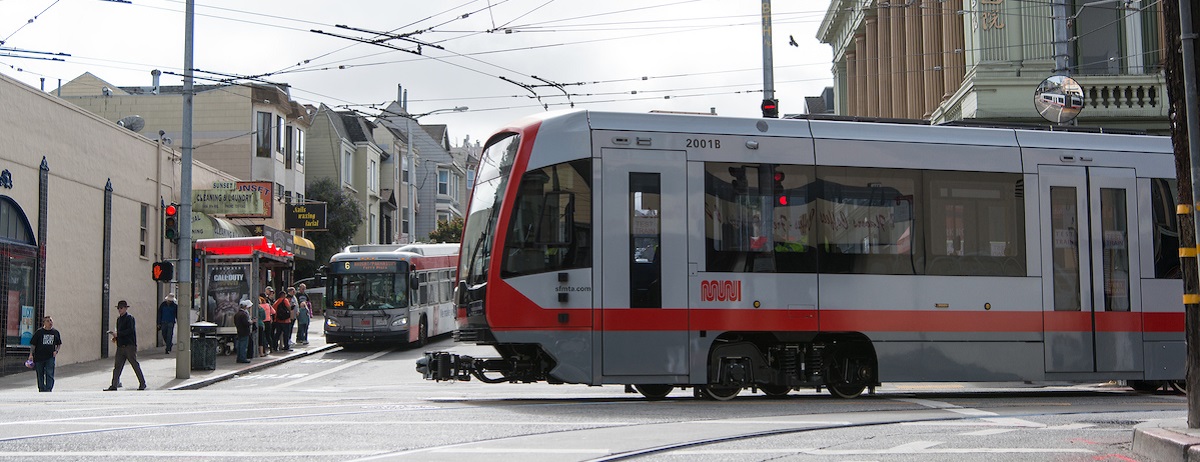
[686,138,721,149]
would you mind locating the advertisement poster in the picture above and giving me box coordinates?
[18,305,34,345]
[206,264,250,328]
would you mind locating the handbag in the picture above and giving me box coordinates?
[24,359,33,368]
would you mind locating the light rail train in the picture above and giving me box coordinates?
[418,110,1183,400]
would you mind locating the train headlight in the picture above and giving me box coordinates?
[325,317,339,328]
[391,316,409,327]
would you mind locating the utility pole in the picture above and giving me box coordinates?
[760,0,778,118]
[177,0,195,377]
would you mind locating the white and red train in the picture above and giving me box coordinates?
[418,110,1183,400]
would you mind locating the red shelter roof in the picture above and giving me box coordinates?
[194,236,294,259]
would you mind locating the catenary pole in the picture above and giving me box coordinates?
[177,0,195,377]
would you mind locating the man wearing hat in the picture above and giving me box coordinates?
[105,300,147,391]
[157,293,178,354]
[234,299,253,363]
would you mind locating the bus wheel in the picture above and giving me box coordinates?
[703,385,740,401]
[759,385,791,398]
[634,384,673,400]
[828,383,866,399]
[415,318,428,348]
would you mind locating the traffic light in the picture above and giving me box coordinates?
[728,166,748,193]
[163,203,179,242]
[773,171,787,206]
[152,261,174,282]
[761,98,779,118]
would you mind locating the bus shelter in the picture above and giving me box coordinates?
[193,237,293,354]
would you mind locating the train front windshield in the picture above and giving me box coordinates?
[329,270,409,311]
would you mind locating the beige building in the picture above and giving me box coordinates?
[307,105,388,245]
[0,72,238,374]
[54,72,315,238]
[818,0,1167,132]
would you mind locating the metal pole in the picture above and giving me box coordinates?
[1053,0,1070,75]
[406,115,415,244]
[761,0,775,112]
[1178,0,1200,428]
[176,0,195,377]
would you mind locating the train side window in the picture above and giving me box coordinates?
[815,167,920,275]
[1151,178,1181,279]
[704,162,817,273]
[924,171,1026,276]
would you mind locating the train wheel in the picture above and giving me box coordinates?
[634,384,673,400]
[1128,380,1163,392]
[703,385,740,401]
[759,385,791,398]
[1171,380,1187,395]
[827,383,866,399]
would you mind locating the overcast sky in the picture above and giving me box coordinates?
[1,0,835,147]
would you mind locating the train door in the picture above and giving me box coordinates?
[600,149,689,377]
[1039,165,1143,373]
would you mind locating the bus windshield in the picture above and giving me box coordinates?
[328,272,408,311]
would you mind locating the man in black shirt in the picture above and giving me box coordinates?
[105,300,147,391]
[234,300,252,363]
[27,316,61,392]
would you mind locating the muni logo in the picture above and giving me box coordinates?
[700,280,741,302]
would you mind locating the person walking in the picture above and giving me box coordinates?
[234,300,252,363]
[157,293,178,354]
[295,284,311,345]
[105,300,147,391]
[272,290,293,352]
[27,316,61,392]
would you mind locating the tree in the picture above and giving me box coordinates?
[1162,0,1200,427]
[294,177,363,279]
[427,217,464,243]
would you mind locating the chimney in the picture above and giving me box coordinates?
[151,69,161,95]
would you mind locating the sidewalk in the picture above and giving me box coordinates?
[0,317,335,392]
[1135,419,1200,462]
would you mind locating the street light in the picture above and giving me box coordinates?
[403,106,468,243]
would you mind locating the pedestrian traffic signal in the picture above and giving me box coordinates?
[152,261,174,282]
[163,203,179,242]
[761,98,779,118]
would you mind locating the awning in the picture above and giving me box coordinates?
[195,236,293,259]
[293,235,316,261]
[191,213,252,240]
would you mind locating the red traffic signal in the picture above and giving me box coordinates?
[164,203,179,242]
[152,261,174,282]
[761,98,779,118]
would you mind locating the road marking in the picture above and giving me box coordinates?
[961,428,1016,436]
[276,348,394,388]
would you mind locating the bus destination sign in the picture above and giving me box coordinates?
[336,260,400,273]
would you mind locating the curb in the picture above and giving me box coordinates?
[168,344,340,390]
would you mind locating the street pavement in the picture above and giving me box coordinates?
[0,317,335,392]
[2,317,1198,462]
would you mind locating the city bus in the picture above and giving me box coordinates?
[324,243,458,346]
[418,110,1183,400]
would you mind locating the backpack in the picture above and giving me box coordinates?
[273,298,290,322]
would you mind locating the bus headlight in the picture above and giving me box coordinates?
[325,317,339,328]
[391,317,409,327]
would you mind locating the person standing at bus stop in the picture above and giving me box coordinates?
[157,293,177,354]
[272,290,293,352]
[105,300,146,391]
[234,300,252,363]
[295,284,311,345]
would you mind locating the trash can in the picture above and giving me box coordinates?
[191,322,218,370]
